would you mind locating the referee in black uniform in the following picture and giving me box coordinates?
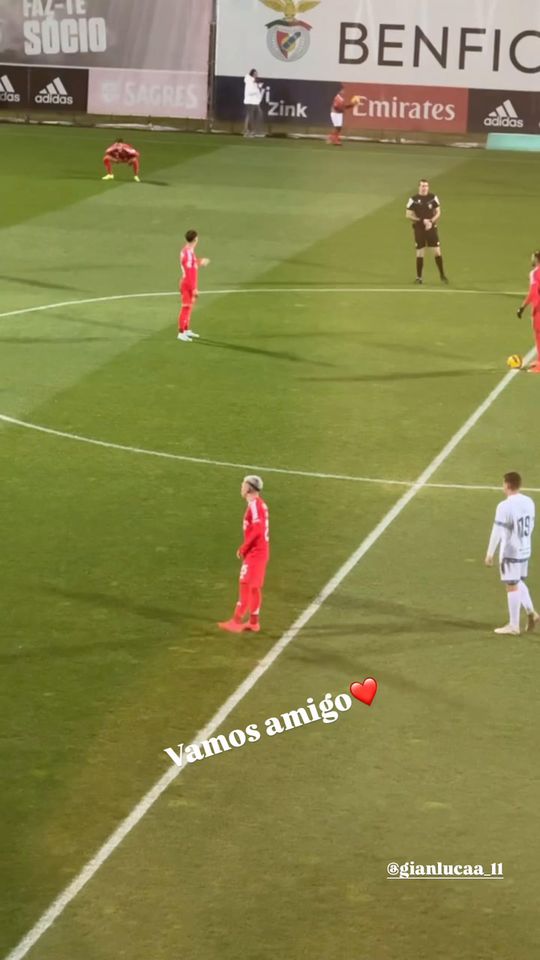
[406,179,448,284]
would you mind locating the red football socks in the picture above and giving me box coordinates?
[179,305,192,332]
[249,588,261,625]
[234,582,251,622]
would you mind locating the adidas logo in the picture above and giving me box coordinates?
[0,74,21,103]
[483,99,524,129]
[34,77,73,105]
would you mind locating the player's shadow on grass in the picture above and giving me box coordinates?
[229,332,474,364]
[302,614,488,637]
[43,311,145,337]
[64,263,142,271]
[68,174,170,186]
[301,367,494,384]
[233,280,373,288]
[46,585,193,626]
[0,274,78,292]
[365,339,478,364]
[0,336,107,344]
[298,594,490,638]
[200,338,336,367]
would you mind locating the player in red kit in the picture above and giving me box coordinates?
[218,475,270,634]
[328,86,357,146]
[517,250,540,373]
[177,229,210,341]
[102,139,141,181]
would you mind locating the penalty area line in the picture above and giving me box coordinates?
[3,345,535,960]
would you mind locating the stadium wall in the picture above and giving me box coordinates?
[214,0,540,140]
[0,0,212,122]
[0,0,539,143]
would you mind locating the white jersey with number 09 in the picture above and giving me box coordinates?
[489,493,535,561]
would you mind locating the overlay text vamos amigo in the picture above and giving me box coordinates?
[164,691,353,767]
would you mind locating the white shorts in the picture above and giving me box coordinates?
[331,112,343,128]
[499,559,529,583]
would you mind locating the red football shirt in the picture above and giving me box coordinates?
[332,93,345,113]
[526,266,540,309]
[181,245,204,288]
[106,142,138,161]
[239,496,270,560]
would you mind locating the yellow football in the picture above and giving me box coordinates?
[350,95,361,105]
[507,354,523,369]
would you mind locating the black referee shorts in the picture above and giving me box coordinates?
[413,223,440,249]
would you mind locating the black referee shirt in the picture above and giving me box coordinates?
[407,192,440,221]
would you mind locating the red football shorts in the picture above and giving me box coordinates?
[180,281,196,307]
[533,308,540,332]
[106,154,138,164]
[239,557,268,587]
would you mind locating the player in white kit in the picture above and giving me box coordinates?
[485,472,539,635]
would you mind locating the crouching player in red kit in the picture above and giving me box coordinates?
[177,230,210,341]
[517,250,540,373]
[219,475,270,634]
[102,139,141,181]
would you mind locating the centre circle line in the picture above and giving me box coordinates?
[0,286,529,492]
[0,285,522,322]
[1,413,537,494]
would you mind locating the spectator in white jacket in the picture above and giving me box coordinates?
[243,69,265,138]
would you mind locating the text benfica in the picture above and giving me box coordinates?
[339,23,539,74]
[353,95,456,121]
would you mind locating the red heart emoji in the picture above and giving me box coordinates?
[350,678,378,706]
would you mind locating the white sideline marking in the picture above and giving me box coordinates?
[1,412,540,494]
[4,346,535,960]
[0,285,523,321]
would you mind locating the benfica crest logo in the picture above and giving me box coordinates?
[259,0,321,62]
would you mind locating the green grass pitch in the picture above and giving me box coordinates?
[1,124,540,960]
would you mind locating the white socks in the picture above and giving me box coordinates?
[503,583,535,632]
[507,590,521,630]
[519,580,534,614]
